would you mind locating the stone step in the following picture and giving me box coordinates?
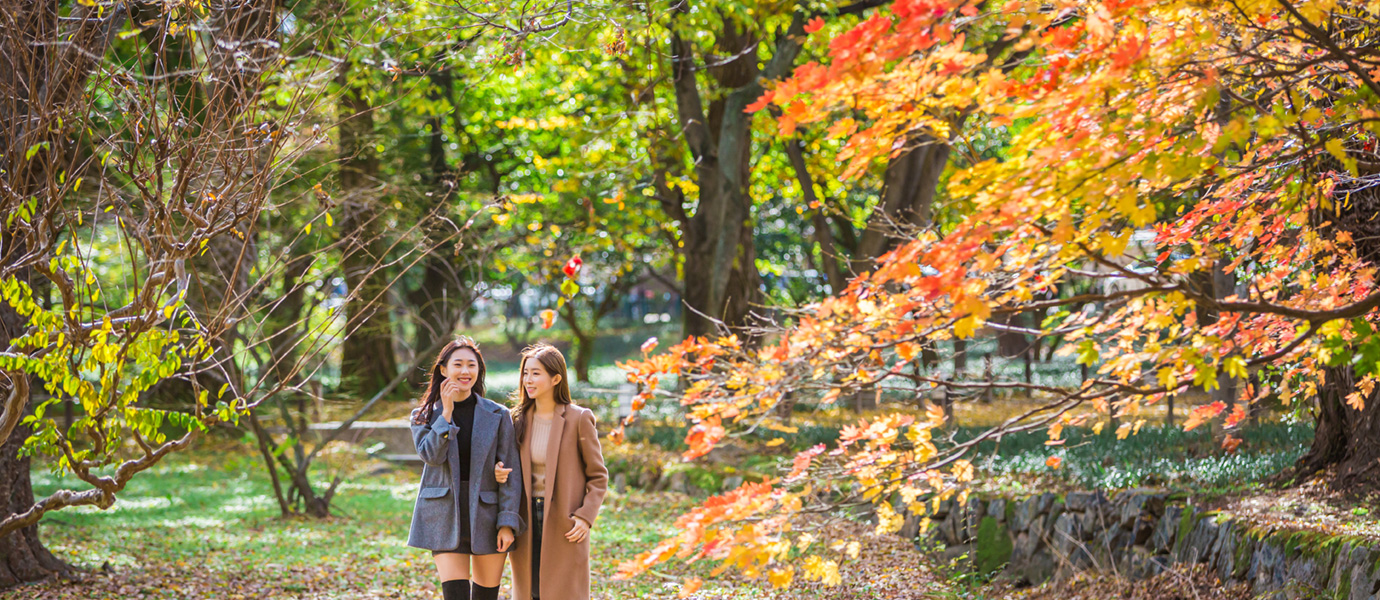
[266,419,417,462]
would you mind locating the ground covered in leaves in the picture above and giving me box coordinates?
[5,422,1328,600]
[989,565,1252,600]
[1220,473,1380,539]
[3,441,949,600]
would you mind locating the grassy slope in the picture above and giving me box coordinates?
[5,443,946,600]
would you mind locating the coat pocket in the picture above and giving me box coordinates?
[419,487,450,499]
[478,490,498,504]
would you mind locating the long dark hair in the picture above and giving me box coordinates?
[412,337,487,425]
[510,342,572,439]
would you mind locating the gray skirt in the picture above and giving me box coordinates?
[430,482,479,555]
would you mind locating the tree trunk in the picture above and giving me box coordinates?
[337,74,398,396]
[1209,256,1238,412]
[0,235,69,586]
[995,312,1032,358]
[852,134,950,273]
[1294,128,1380,490]
[0,424,73,588]
[851,138,952,411]
[1294,366,1380,489]
[405,66,465,387]
[782,138,847,293]
[669,22,766,341]
[573,332,594,383]
[664,14,811,342]
[682,216,762,339]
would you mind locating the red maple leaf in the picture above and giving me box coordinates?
[562,255,583,278]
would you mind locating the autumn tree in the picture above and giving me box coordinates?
[0,0,318,584]
[0,0,487,578]
[616,0,1380,591]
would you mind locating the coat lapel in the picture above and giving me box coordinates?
[471,396,500,484]
[543,403,567,504]
[520,410,533,507]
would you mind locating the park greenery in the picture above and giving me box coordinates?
[2,0,1380,597]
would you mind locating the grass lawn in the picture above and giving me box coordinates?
[4,439,949,600]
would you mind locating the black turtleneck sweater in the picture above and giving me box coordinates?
[445,392,478,481]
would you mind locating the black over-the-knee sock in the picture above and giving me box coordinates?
[470,581,500,600]
[441,579,470,600]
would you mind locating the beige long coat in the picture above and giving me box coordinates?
[510,403,608,600]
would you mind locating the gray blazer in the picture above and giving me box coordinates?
[406,395,525,553]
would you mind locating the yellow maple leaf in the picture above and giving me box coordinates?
[954,315,979,339]
[768,567,794,588]
[953,459,974,482]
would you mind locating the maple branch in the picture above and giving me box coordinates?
[832,0,891,17]
[1274,0,1380,98]
[0,429,198,539]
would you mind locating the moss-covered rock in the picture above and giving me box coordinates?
[1173,506,1198,556]
[975,515,1014,577]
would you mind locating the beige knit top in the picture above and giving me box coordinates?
[529,414,554,498]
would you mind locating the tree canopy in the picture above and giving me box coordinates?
[617,0,1380,590]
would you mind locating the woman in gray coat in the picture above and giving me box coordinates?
[409,337,525,600]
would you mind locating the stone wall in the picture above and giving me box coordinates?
[915,489,1380,599]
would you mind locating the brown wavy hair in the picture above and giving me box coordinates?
[510,342,572,440]
[412,337,487,425]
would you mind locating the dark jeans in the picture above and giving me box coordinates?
[531,497,544,599]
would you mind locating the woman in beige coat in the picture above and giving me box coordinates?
[495,343,607,600]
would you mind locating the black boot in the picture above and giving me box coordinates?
[471,582,500,600]
[441,579,471,600]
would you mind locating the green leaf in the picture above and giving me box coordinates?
[24,142,49,161]
[1075,339,1099,366]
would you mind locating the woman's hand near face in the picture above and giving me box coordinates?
[440,378,461,420]
[565,516,590,543]
[497,526,515,552]
[494,461,512,484]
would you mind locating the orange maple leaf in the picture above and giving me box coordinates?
[1347,391,1367,412]
[1183,401,1226,431]
[1223,403,1247,428]
[679,577,703,598]
[745,91,775,113]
